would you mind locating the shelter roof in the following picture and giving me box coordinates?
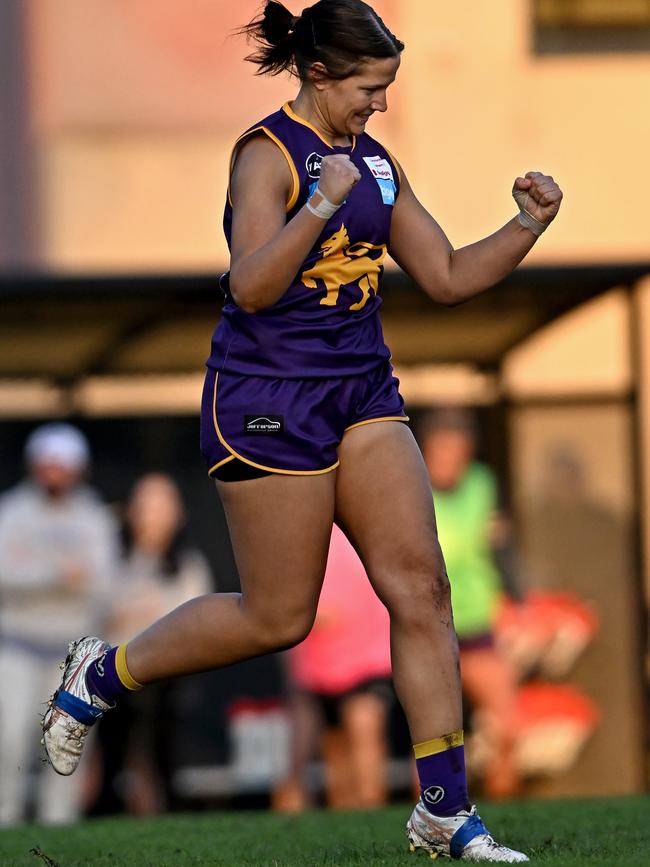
[2,265,648,381]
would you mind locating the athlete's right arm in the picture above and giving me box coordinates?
[228,136,358,313]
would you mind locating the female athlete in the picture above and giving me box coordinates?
[43,1,561,860]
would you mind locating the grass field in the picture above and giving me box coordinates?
[1,795,648,866]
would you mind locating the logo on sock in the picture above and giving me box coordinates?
[95,653,106,677]
[423,785,446,806]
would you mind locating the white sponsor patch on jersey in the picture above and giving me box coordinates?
[363,156,396,205]
[363,155,394,181]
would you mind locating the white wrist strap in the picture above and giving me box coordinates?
[512,188,548,237]
[516,209,547,237]
[306,186,341,220]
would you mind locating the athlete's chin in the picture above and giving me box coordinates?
[350,114,372,132]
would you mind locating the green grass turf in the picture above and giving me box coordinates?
[1,796,648,866]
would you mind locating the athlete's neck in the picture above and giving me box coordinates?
[290,90,351,148]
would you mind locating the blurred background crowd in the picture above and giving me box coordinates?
[1,0,649,825]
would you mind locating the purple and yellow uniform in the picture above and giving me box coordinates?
[200,102,408,477]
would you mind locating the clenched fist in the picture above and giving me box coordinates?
[512,172,563,230]
[318,154,361,205]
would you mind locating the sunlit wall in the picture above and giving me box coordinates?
[3,0,647,272]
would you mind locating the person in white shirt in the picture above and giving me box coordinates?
[0,423,118,824]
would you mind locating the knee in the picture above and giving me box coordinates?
[412,569,453,626]
[273,616,314,652]
[249,607,315,653]
[382,560,453,627]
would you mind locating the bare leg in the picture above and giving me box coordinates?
[335,422,462,743]
[340,691,389,807]
[322,725,354,808]
[460,647,520,800]
[126,473,336,683]
[272,691,320,813]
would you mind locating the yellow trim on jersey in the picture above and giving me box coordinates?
[227,125,300,212]
[115,644,143,691]
[211,373,339,477]
[383,145,402,186]
[413,730,464,760]
[282,102,357,152]
[344,415,409,433]
[208,454,236,477]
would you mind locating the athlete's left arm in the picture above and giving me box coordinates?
[388,167,562,305]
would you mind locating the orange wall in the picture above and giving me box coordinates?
[24,0,650,271]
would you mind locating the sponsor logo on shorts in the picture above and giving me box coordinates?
[306,152,324,179]
[423,785,446,806]
[244,415,284,434]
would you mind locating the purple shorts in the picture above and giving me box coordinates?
[200,361,408,477]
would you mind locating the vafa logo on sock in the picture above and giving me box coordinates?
[423,785,446,806]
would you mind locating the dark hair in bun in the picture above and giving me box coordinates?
[239,0,404,80]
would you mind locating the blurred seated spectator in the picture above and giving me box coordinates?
[496,591,598,681]
[89,473,213,815]
[273,523,393,811]
[0,423,118,825]
[420,408,523,800]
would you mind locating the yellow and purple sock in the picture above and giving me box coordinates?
[85,645,142,705]
[414,730,470,817]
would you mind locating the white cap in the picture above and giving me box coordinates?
[25,423,90,471]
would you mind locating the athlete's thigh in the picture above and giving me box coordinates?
[217,471,336,622]
[334,421,444,604]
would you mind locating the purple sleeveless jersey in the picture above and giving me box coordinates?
[207,102,401,379]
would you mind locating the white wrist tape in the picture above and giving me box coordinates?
[512,188,548,237]
[516,209,548,237]
[306,186,341,220]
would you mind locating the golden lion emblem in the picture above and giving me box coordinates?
[300,224,387,310]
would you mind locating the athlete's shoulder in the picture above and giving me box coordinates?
[226,104,298,211]
[237,104,289,139]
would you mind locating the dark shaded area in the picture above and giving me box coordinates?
[2,265,649,380]
[534,25,650,55]
[531,0,650,55]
